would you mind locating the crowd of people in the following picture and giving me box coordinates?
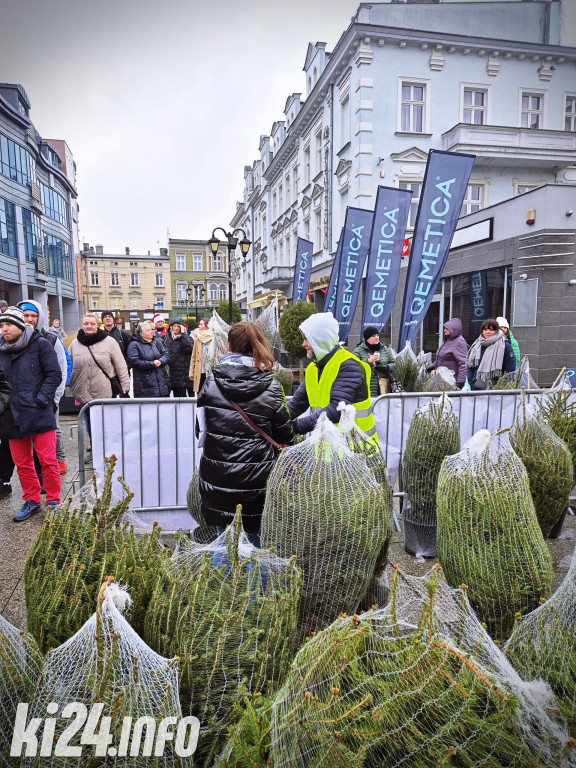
[0,301,521,539]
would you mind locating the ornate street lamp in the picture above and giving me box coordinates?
[208,227,251,324]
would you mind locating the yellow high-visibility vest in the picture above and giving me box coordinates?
[305,348,378,440]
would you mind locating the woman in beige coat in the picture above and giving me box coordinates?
[189,317,213,395]
[68,313,130,461]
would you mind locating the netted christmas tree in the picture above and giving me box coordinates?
[337,403,393,610]
[0,613,43,767]
[402,395,461,558]
[24,578,187,767]
[490,356,539,390]
[144,510,301,767]
[261,414,390,644]
[510,392,574,537]
[206,310,230,372]
[263,565,572,768]
[186,468,217,544]
[213,689,273,768]
[24,457,169,653]
[392,341,419,392]
[437,429,554,642]
[505,546,576,738]
[539,375,576,480]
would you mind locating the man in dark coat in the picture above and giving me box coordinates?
[101,310,131,397]
[165,317,194,397]
[0,307,62,521]
[0,363,15,497]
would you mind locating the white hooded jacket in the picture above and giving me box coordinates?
[17,299,67,404]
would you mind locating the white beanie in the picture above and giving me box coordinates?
[496,316,509,330]
[299,312,340,360]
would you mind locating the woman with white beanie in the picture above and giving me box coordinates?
[496,316,520,367]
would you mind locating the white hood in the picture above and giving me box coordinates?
[299,312,340,360]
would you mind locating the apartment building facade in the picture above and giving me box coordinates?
[0,83,82,328]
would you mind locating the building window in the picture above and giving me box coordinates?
[461,183,487,216]
[513,181,544,196]
[0,134,35,186]
[398,180,422,228]
[218,283,226,300]
[130,297,141,309]
[90,271,100,287]
[176,253,186,271]
[41,184,70,228]
[91,296,101,310]
[22,208,42,263]
[177,284,187,302]
[111,297,121,309]
[340,93,350,146]
[193,254,202,271]
[0,198,17,259]
[272,192,277,219]
[304,216,310,241]
[155,296,164,309]
[154,262,163,267]
[565,95,576,131]
[521,92,543,129]
[304,145,311,185]
[400,81,427,133]
[110,272,119,286]
[155,272,164,287]
[213,254,221,271]
[314,208,322,251]
[285,173,290,205]
[129,261,138,266]
[315,127,323,175]
[210,283,218,301]
[194,285,204,302]
[130,273,139,287]
[293,165,298,199]
[463,88,487,125]
[44,234,73,280]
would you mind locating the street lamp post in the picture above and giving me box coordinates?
[179,282,205,330]
[208,227,251,324]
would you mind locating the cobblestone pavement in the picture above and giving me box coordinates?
[1,413,574,630]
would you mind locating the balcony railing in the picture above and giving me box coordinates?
[262,265,293,290]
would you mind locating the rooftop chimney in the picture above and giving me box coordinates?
[82,242,90,251]
[125,247,130,255]
[95,245,104,255]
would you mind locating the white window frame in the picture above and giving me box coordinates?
[110,272,119,287]
[155,272,164,287]
[398,78,430,134]
[175,253,186,271]
[520,90,545,130]
[461,84,490,125]
[130,297,141,309]
[194,285,204,302]
[461,181,488,216]
[90,296,100,309]
[155,296,164,309]
[564,93,576,132]
[90,271,100,287]
[210,283,218,301]
[177,283,187,302]
[292,165,298,199]
[314,206,322,252]
[314,125,323,176]
[192,253,202,271]
[213,254,221,271]
[397,179,423,229]
[513,180,545,196]
[218,283,226,300]
[339,77,351,148]
[130,272,139,287]
[304,143,311,185]
[111,297,121,309]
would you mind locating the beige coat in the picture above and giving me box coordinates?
[68,336,130,403]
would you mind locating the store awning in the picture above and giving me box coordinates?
[246,290,288,309]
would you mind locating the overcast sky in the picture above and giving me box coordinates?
[0,0,358,255]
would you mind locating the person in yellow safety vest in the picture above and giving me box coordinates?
[288,312,378,440]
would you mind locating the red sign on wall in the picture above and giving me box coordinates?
[402,239,410,258]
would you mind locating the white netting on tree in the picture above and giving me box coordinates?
[436,429,554,642]
[416,365,458,392]
[263,565,574,768]
[254,295,279,353]
[143,510,300,767]
[24,580,184,767]
[510,392,574,537]
[491,356,539,390]
[402,395,461,559]
[261,414,390,644]
[0,613,43,766]
[337,404,393,609]
[206,310,230,372]
[538,375,576,481]
[186,467,217,544]
[24,457,169,653]
[505,546,576,738]
[392,341,419,392]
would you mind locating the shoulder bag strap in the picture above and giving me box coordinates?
[228,398,283,452]
[87,345,114,383]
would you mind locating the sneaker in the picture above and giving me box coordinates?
[46,500,60,510]
[84,449,92,465]
[14,499,42,522]
[0,482,12,497]
[57,460,67,475]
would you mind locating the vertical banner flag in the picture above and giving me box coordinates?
[333,206,375,342]
[291,237,314,303]
[361,185,412,333]
[324,230,344,314]
[397,149,475,350]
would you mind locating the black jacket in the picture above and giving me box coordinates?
[288,346,367,434]
[0,330,61,437]
[197,363,294,533]
[127,336,170,398]
[165,331,193,389]
[103,326,131,361]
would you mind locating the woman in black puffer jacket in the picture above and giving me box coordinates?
[165,317,194,397]
[197,322,294,542]
[127,320,170,398]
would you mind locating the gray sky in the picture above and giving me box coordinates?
[0,0,358,255]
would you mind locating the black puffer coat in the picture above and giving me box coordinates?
[127,336,170,398]
[165,331,193,389]
[197,363,294,533]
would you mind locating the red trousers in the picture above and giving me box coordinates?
[9,431,60,504]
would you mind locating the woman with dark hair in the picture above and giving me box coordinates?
[165,317,194,397]
[197,321,294,543]
[466,318,516,390]
[127,320,170,398]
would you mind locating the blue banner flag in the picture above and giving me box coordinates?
[324,230,344,314]
[333,207,374,342]
[291,237,314,303]
[397,149,475,350]
[361,185,412,333]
